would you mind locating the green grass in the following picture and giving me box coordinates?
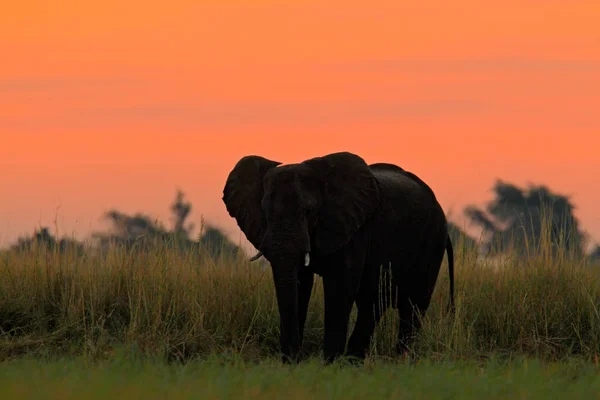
[1,221,600,397]
[1,229,599,363]
[1,353,600,399]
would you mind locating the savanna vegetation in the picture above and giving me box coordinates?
[2,181,600,398]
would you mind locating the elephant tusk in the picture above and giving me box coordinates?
[304,252,310,267]
[248,251,264,262]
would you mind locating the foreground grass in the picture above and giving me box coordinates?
[1,226,599,363]
[1,353,600,399]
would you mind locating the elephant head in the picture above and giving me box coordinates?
[222,151,380,360]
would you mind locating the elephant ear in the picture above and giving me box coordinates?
[222,155,281,251]
[303,152,380,255]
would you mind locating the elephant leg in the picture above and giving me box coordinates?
[322,272,357,363]
[394,253,442,354]
[297,267,315,354]
[321,228,368,363]
[346,265,393,359]
[395,295,427,354]
[392,231,446,353]
[345,295,386,360]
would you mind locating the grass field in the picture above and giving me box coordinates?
[1,226,600,397]
[2,354,600,399]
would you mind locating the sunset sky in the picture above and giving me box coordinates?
[1,1,599,251]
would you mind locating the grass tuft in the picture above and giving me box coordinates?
[1,221,599,365]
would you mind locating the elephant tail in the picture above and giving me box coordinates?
[446,234,456,315]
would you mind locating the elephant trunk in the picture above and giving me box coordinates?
[271,259,301,362]
[260,223,311,362]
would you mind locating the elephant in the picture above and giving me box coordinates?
[222,151,455,363]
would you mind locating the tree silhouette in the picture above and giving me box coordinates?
[92,209,171,250]
[9,227,85,254]
[198,224,244,259]
[590,245,600,264]
[92,190,242,259]
[447,221,479,251]
[464,180,586,258]
[171,189,194,237]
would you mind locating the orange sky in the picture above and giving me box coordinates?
[1,0,599,250]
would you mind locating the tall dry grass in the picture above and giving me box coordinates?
[1,218,599,364]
